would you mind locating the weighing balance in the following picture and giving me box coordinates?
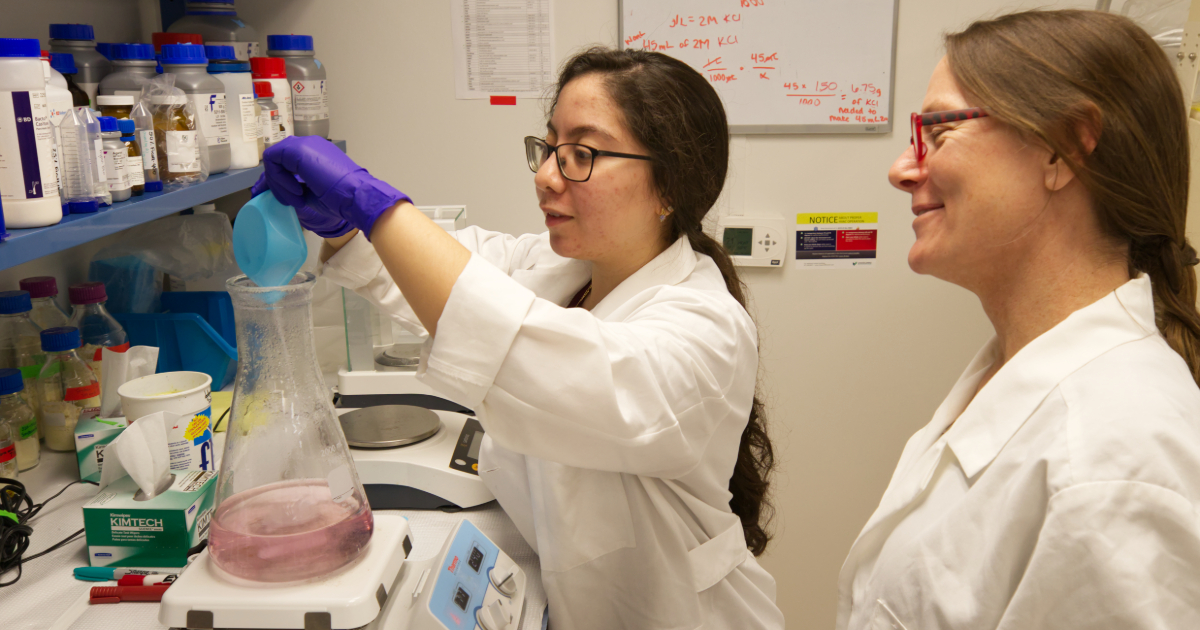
[160,515,527,630]
[338,405,494,510]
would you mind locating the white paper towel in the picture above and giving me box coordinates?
[98,410,178,499]
[99,346,160,418]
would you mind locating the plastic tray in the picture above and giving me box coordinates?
[113,302,238,389]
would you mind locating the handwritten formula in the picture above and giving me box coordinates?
[621,0,896,132]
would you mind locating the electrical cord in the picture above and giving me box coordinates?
[0,477,94,587]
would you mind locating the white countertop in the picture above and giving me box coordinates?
[0,435,546,630]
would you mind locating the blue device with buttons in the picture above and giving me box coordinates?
[369,519,526,630]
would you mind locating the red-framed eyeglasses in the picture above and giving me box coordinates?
[910,108,988,162]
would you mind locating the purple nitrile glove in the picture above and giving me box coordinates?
[261,136,411,240]
[250,173,353,238]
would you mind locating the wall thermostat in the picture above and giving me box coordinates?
[716,214,787,268]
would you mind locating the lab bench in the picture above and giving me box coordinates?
[0,433,548,630]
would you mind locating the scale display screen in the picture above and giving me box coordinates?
[468,430,484,460]
[723,227,754,256]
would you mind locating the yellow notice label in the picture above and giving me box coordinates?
[797,213,878,224]
[184,414,210,441]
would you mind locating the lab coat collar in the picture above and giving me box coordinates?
[945,274,1159,479]
[589,236,698,320]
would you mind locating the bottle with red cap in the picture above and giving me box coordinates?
[67,282,128,389]
[38,327,99,451]
[249,57,293,138]
[253,81,283,152]
[20,277,70,330]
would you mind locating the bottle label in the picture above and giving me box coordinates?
[93,138,107,184]
[103,146,130,191]
[18,418,37,440]
[166,130,202,173]
[239,93,261,142]
[138,129,159,173]
[91,342,130,362]
[260,108,283,144]
[65,381,100,402]
[191,93,230,146]
[128,156,145,187]
[291,80,329,121]
[81,405,100,421]
[0,443,14,464]
[270,79,294,137]
[0,90,60,201]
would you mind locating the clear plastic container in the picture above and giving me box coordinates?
[209,273,373,582]
[38,327,99,451]
[152,94,203,184]
[0,369,40,471]
[67,282,128,390]
[0,416,16,479]
[0,291,46,423]
[55,106,101,214]
[76,106,112,207]
[131,98,163,193]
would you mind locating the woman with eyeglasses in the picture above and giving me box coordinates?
[251,47,784,630]
[837,9,1200,630]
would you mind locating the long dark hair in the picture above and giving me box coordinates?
[551,47,776,555]
[947,10,1200,383]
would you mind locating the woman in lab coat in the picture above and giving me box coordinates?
[837,9,1200,630]
[253,48,784,629]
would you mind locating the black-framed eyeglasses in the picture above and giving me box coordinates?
[524,136,652,182]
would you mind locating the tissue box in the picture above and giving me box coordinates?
[75,417,128,483]
[82,470,217,568]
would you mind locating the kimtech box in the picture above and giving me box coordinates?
[75,416,127,483]
[82,470,217,568]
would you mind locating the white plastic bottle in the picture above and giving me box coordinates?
[206,45,259,169]
[98,116,131,202]
[0,38,62,228]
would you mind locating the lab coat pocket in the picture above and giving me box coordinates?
[869,599,909,630]
[528,462,636,572]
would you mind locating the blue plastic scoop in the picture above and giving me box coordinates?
[232,190,308,289]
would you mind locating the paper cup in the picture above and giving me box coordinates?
[118,372,215,472]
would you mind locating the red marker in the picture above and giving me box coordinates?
[89,584,171,604]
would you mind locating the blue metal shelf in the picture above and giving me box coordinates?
[0,139,346,271]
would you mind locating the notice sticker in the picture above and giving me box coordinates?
[795,212,878,269]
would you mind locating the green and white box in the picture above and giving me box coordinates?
[83,470,217,568]
[75,417,127,483]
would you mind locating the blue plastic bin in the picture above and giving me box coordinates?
[113,292,238,389]
[161,291,236,347]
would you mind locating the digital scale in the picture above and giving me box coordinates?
[160,516,527,630]
[338,405,495,510]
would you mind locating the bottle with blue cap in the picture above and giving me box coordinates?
[267,35,329,139]
[0,290,46,422]
[0,38,63,228]
[206,45,259,169]
[99,116,132,202]
[160,43,230,174]
[38,327,100,452]
[168,1,261,61]
[50,53,90,107]
[98,43,159,98]
[0,368,40,472]
[47,24,111,107]
[0,404,15,479]
[118,119,145,195]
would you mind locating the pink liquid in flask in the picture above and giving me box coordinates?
[208,479,374,582]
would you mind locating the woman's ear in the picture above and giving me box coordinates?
[1045,102,1101,192]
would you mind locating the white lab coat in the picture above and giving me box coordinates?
[836,274,1200,630]
[321,227,784,630]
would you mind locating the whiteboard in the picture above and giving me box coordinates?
[619,0,898,134]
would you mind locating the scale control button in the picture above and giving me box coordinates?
[472,463,478,471]
[455,458,467,466]
[490,567,518,598]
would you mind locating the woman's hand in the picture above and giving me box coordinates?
[256,136,411,239]
[250,174,354,238]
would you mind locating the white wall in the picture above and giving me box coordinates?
[1,0,1100,627]
[239,0,1102,627]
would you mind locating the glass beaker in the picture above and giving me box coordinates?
[210,272,373,583]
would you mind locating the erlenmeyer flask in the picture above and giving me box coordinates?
[210,272,373,583]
